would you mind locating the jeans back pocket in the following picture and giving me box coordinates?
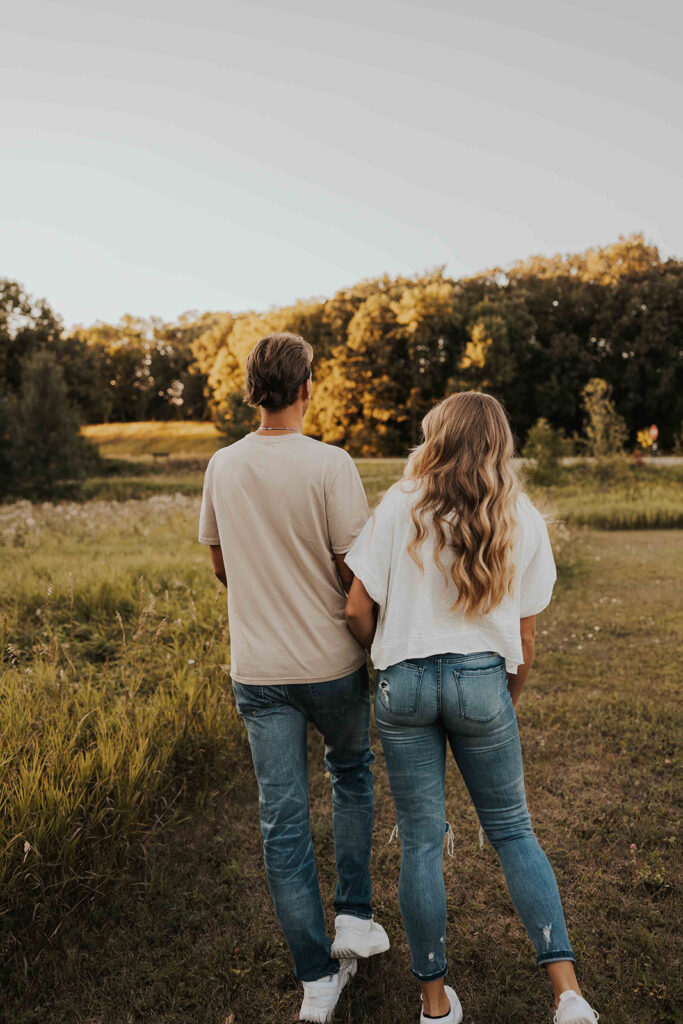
[376,661,424,716]
[453,661,506,723]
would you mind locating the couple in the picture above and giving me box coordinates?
[198,333,598,1024]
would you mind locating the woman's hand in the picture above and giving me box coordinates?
[507,615,537,708]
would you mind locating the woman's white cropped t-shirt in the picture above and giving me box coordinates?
[345,483,556,674]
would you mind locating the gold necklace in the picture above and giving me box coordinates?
[257,426,300,433]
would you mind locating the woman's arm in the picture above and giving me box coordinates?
[507,614,536,708]
[345,577,377,650]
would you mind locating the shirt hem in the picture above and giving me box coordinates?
[370,626,524,675]
[343,553,383,604]
[520,594,554,617]
[230,654,367,686]
[198,535,220,545]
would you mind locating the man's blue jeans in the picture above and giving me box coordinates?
[375,651,575,981]
[232,665,374,982]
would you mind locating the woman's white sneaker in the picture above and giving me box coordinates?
[419,985,463,1024]
[331,914,390,958]
[299,958,357,1023]
[554,990,599,1024]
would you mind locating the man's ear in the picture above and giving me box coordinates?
[303,377,313,402]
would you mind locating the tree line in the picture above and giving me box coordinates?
[1,233,682,463]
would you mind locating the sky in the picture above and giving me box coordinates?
[2,0,682,328]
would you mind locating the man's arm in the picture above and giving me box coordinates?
[210,545,227,587]
[506,614,536,708]
[334,552,354,593]
[345,577,377,650]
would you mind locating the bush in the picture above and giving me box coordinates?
[582,377,628,458]
[4,349,98,499]
[522,418,566,485]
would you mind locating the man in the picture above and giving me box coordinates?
[198,332,389,1023]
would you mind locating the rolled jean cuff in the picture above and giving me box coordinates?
[411,963,448,982]
[334,904,373,920]
[299,959,340,982]
[536,949,576,967]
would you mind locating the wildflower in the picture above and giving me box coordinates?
[187,659,196,665]
[630,843,637,851]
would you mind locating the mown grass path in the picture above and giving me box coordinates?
[3,530,680,1024]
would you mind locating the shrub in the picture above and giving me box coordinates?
[6,349,98,499]
[582,377,628,457]
[522,418,566,485]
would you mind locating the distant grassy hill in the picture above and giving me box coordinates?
[82,421,223,459]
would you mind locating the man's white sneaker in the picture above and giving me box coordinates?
[330,914,390,958]
[299,958,357,1023]
[419,985,463,1024]
[554,990,599,1024]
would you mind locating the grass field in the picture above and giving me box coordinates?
[81,421,224,460]
[1,447,681,1023]
[78,422,683,530]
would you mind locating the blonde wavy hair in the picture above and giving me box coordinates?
[404,391,520,617]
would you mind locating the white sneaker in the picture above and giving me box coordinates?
[299,958,357,1023]
[330,914,390,958]
[554,989,599,1024]
[419,984,463,1024]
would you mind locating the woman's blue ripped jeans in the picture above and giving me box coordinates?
[375,652,575,982]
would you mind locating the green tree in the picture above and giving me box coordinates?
[0,279,62,392]
[394,274,460,445]
[8,349,96,498]
[0,391,13,498]
[454,307,515,393]
[592,263,683,446]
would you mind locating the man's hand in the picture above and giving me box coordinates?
[334,553,354,593]
[210,545,227,587]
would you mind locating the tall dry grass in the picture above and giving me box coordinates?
[0,495,239,935]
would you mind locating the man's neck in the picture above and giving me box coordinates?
[258,407,304,434]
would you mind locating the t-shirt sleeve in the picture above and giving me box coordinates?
[344,491,395,606]
[326,453,370,554]
[519,509,557,617]
[198,459,220,545]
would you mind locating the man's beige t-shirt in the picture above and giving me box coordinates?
[198,432,369,685]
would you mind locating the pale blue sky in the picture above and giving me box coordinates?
[2,0,682,328]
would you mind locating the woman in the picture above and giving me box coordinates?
[344,392,598,1024]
